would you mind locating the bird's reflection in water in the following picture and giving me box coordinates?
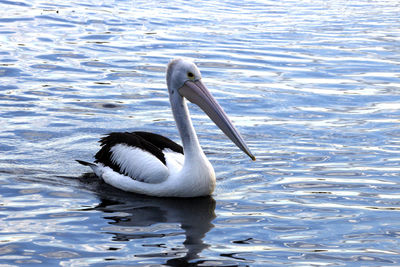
[80,174,216,266]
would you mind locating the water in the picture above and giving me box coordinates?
[1,0,400,265]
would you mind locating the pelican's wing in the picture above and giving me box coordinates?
[133,131,183,155]
[94,132,183,184]
[134,132,184,174]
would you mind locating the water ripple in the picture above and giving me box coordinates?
[0,0,400,265]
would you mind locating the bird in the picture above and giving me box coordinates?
[77,58,255,197]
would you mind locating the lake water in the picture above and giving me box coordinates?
[1,0,400,266]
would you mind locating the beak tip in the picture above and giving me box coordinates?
[247,152,256,161]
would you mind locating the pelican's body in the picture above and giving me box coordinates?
[78,59,255,197]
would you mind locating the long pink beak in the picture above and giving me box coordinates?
[179,80,255,161]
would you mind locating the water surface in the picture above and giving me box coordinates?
[1,0,400,265]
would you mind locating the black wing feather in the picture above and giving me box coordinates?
[94,131,183,176]
[133,131,183,154]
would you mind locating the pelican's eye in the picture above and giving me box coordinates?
[187,72,194,79]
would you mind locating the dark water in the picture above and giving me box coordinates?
[1,0,400,265]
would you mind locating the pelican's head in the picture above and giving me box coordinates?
[166,58,201,94]
[166,58,255,161]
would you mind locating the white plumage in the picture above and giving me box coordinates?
[92,149,215,197]
[110,144,169,183]
[163,148,185,172]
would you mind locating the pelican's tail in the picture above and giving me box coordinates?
[76,160,103,177]
[76,159,95,167]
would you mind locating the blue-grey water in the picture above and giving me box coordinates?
[1,0,400,266]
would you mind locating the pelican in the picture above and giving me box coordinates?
[77,58,255,197]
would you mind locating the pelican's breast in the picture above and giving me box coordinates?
[163,148,185,174]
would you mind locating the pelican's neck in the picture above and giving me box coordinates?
[170,92,204,160]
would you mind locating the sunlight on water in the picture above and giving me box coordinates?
[0,0,400,265]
